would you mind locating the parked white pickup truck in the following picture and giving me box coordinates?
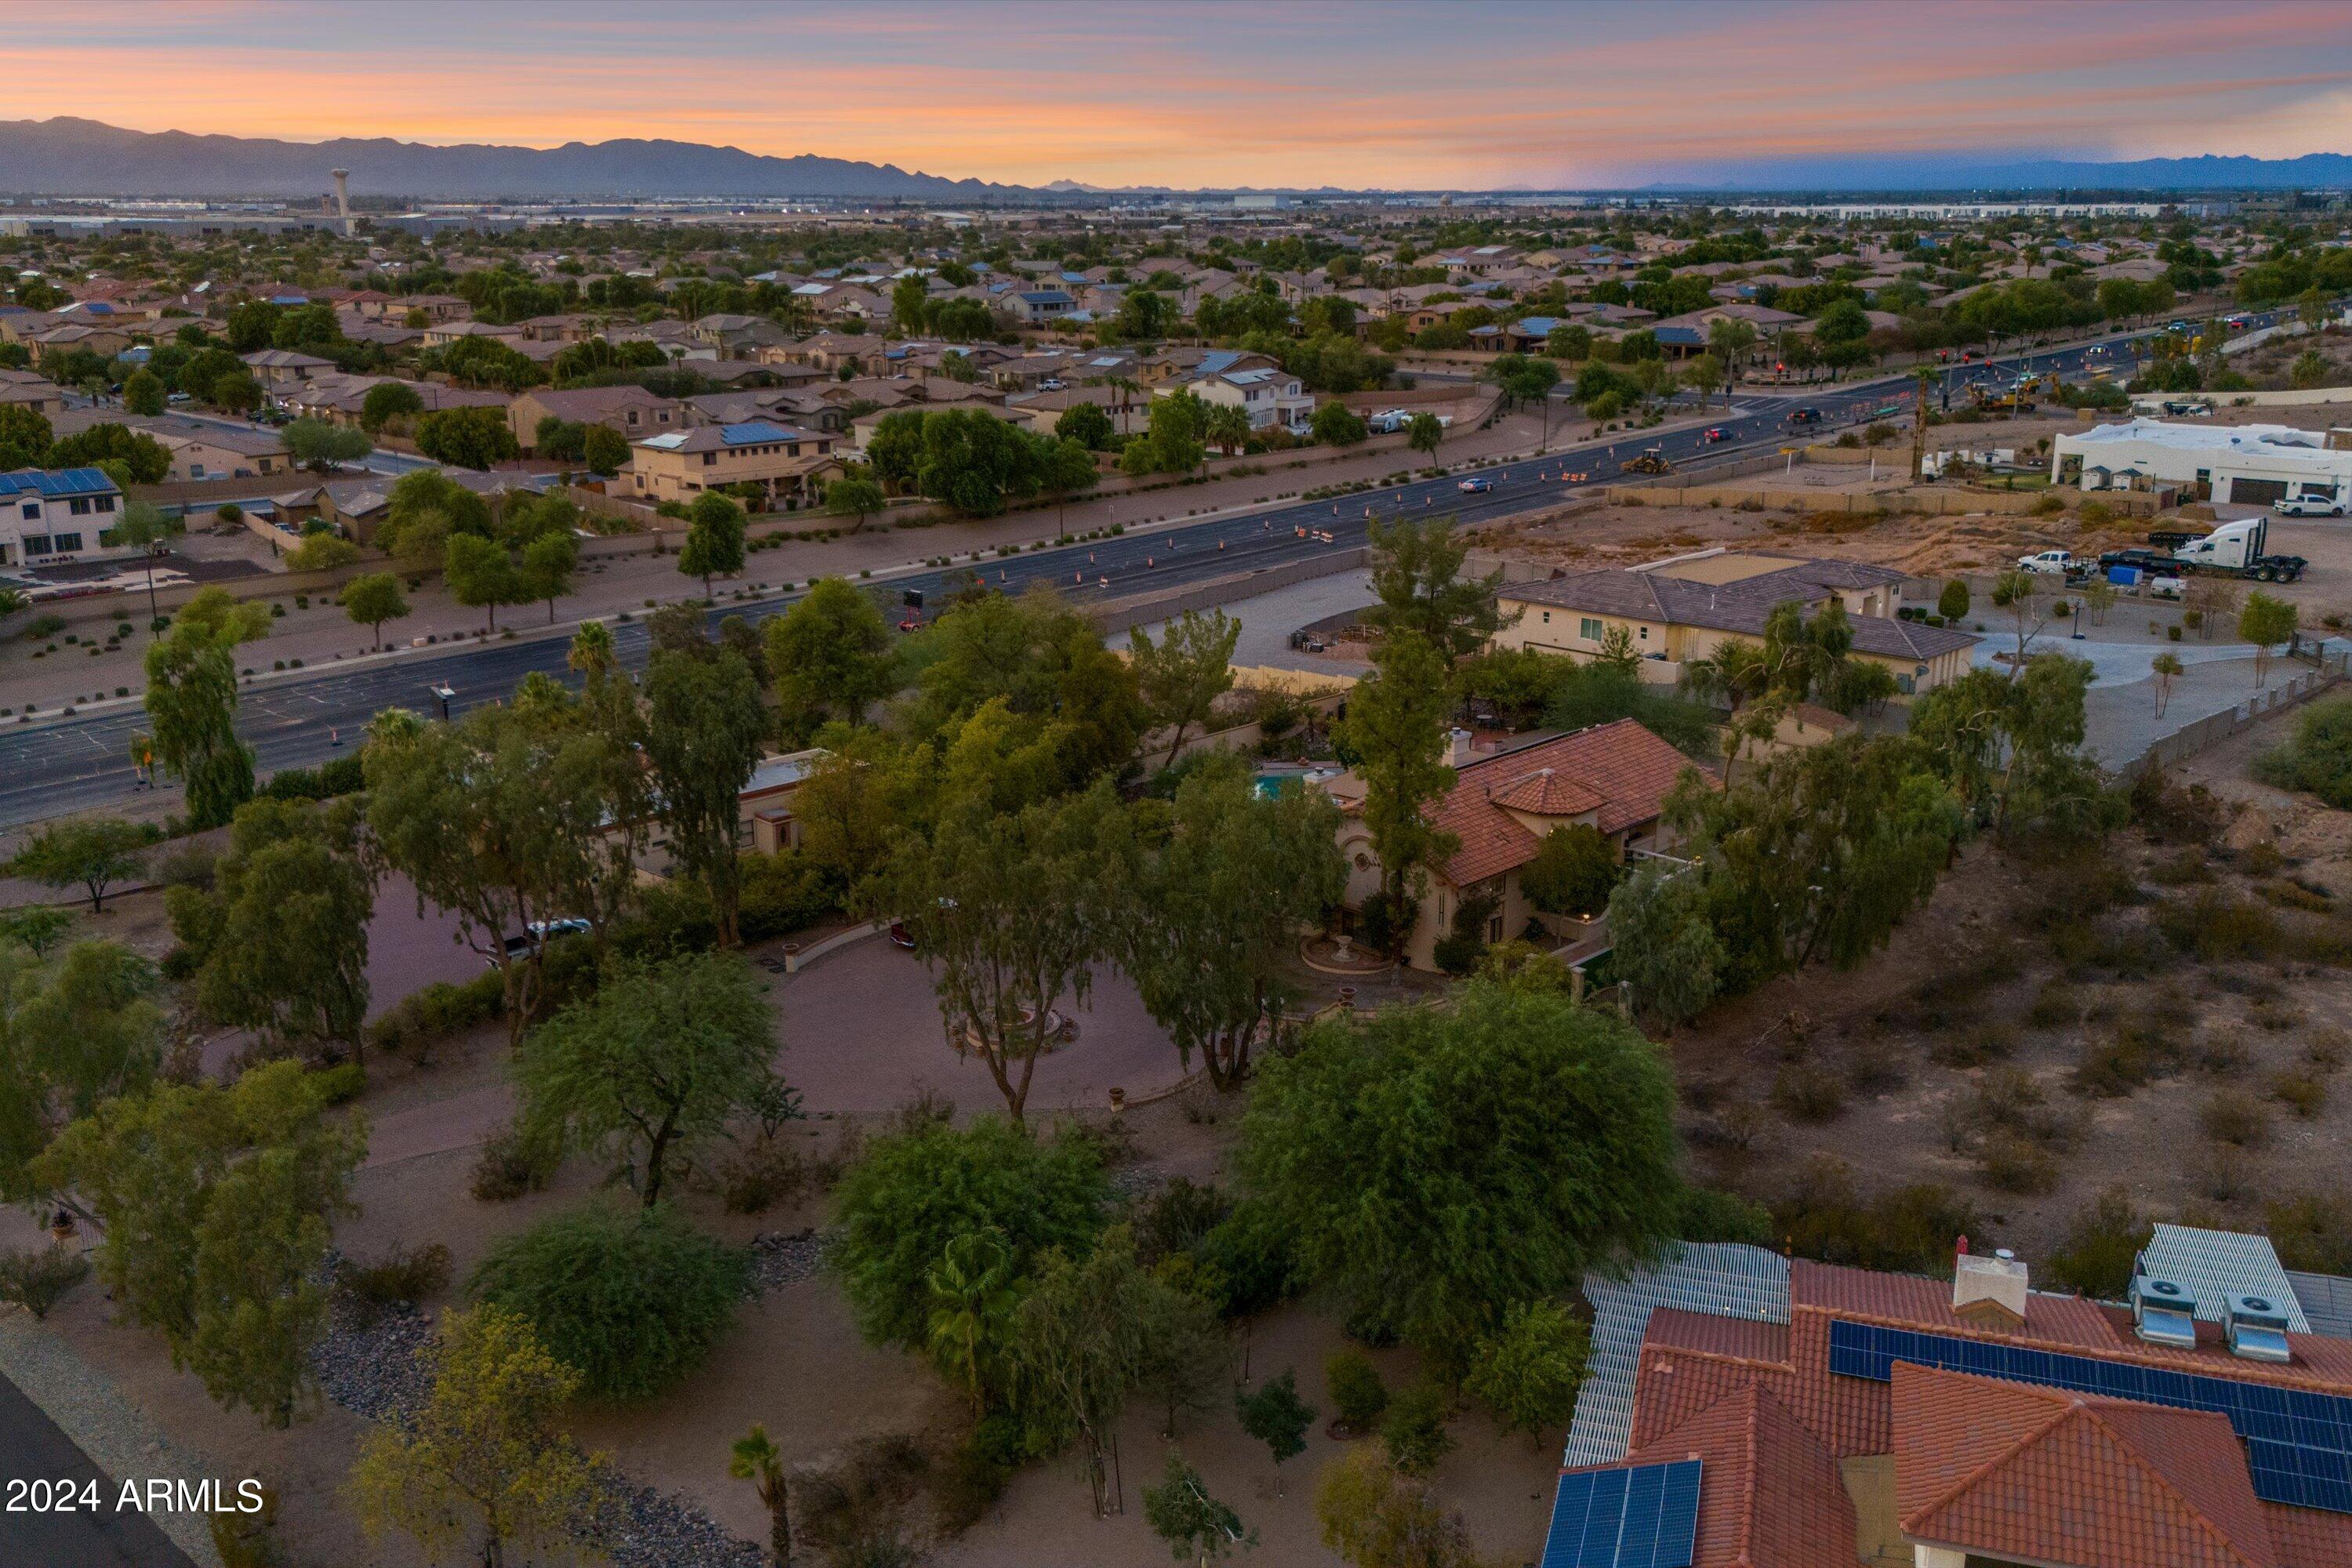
[2016,549,2079,576]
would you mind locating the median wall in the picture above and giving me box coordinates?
[1602,478,2162,517]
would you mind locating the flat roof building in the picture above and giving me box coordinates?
[2053,418,2352,507]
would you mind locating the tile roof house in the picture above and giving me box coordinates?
[1323,720,1714,972]
[507,384,694,452]
[1495,550,1979,699]
[1545,1229,2352,1568]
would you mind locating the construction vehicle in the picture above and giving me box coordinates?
[1624,448,1675,475]
[1967,372,2058,416]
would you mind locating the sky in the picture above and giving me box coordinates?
[9,0,2352,188]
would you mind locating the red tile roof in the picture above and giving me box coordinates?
[1793,1258,2352,1395]
[1892,1363,2277,1568]
[1627,1382,1855,1568]
[1431,720,1710,885]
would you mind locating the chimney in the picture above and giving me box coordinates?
[1447,727,1475,766]
[330,169,353,238]
[1952,1247,2028,1330]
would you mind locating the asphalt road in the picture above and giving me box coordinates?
[0,1372,198,1568]
[0,314,2290,829]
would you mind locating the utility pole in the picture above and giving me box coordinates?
[1911,368,1932,483]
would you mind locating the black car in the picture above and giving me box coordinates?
[1788,407,1823,425]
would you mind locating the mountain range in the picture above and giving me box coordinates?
[6,118,2352,200]
[0,118,1029,201]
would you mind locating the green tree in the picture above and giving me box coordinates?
[679,490,748,596]
[1236,981,1682,1359]
[1038,434,1101,532]
[166,798,374,1063]
[1938,579,1970,620]
[580,422,630,475]
[1603,863,1725,1027]
[1364,514,1505,664]
[1378,1386,1452,1476]
[1122,756,1345,1088]
[642,632,767,946]
[830,1115,1108,1348]
[1144,1450,1250,1565]
[0,908,72,959]
[1406,412,1443,462]
[445,530,522,633]
[49,422,172,483]
[822,474,887,534]
[339,572,410,651]
[1671,735,1964,990]
[1055,401,1114,450]
[144,587,270,830]
[1517,824,1618,919]
[415,405,519,470]
[919,407,1047,514]
[872,783,1125,1122]
[281,417,372,473]
[1011,1227,1166,1517]
[207,369,264,416]
[1236,1370,1316,1489]
[2241,590,2299,689]
[122,368,165,416]
[1130,608,1240,764]
[1339,633,1457,953]
[359,380,424,434]
[1205,402,1252,457]
[37,1061,362,1426]
[362,702,619,1046]
[284,532,361,572]
[729,1424,794,1568]
[1311,401,1368,447]
[8,815,154,913]
[0,403,52,469]
[1464,1298,1588,1443]
[347,1304,603,1568]
[518,531,578,624]
[517,953,782,1207]
[0,939,166,1200]
[466,1203,747,1400]
[924,1229,1021,1417]
[2153,650,2184,717]
[765,578,896,739]
[1315,1446,1483,1568]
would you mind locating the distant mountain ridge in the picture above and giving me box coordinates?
[4,118,2350,199]
[0,118,1031,200]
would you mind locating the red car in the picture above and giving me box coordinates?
[1703,427,1729,444]
[897,615,924,633]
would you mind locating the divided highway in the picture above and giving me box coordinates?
[0,314,2286,829]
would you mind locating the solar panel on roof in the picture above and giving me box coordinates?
[1541,1460,1700,1568]
[1828,1317,2352,1514]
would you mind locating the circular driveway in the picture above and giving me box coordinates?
[771,936,1184,1117]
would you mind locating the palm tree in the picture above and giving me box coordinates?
[925,1231,1018,1417]
[2151,652,2184,717]
[729,1425,793,1567]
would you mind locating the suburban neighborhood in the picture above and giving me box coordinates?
[13,6,2352,1568]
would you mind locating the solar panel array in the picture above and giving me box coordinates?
[1828,1318,2352,1514]
[1541,1461,1702,1568]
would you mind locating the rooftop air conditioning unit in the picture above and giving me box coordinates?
[2132,1274,2198,1350]
[2227,1292,2294,1364]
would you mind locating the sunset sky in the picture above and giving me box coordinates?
[10,0,2352,188]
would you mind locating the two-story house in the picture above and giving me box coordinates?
[625,420,843,509]
[0,467,122,567]
[1494,550,1977,698]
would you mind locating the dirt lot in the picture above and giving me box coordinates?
[1664,695,2352,1276]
